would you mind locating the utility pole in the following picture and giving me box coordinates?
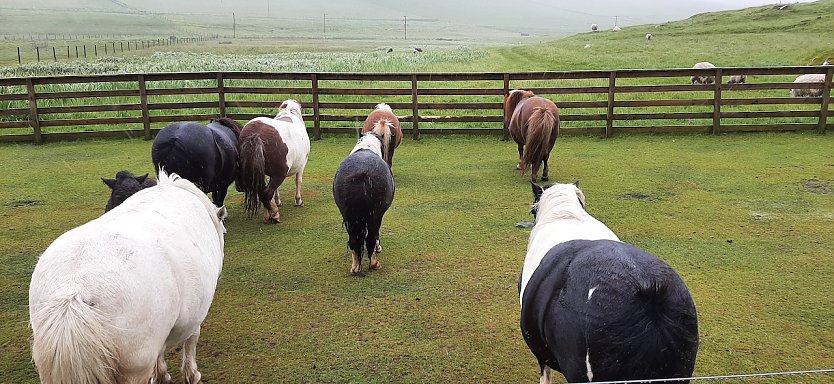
[233,12,236,38]
[323,13,327,34]
[267,0,270,17]
[403,16,407,40]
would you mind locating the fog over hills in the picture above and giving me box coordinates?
[2,0,817,40]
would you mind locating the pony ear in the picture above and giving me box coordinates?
[102,177,117,189]
[573,180,580,188]
[137,173,149,184]
[217,206,228,221]
[531,182,545,202]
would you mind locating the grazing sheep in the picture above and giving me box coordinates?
[727,74,747,84]
[691,61,716,85]
[584,44,592,49]
[612,25,622,32]
[591,23,598,32]
[790,74,826,97]
[646,33,653,40]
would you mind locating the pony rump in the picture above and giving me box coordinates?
[237,135,267,217]
[521,107,557,175]
[31,295,117,384]
[157,169,227,237]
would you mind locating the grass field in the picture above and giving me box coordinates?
[1,132,833,383]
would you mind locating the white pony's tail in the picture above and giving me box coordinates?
[31,295,117,384]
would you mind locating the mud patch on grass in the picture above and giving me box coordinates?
[7,200,45,208]
[623,193,655,201]
[801,179,833,194]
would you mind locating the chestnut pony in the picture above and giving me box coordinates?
[237,100,310,224]
[361,103,402,168]
[505,89,560,182]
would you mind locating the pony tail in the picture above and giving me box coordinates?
[521,108,557,174]
[373,120,393,161]
[31,295,118,384]
[237,135,266,217]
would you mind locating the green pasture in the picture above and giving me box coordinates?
[0,132,833,383]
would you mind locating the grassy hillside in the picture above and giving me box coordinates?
[483,0,834,71]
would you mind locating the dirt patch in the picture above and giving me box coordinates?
[801,179,833,195]
[623,193,654,201]
[7,200,45,208]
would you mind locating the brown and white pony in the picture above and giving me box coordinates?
[362,103,403,168]
[237,100,310,224]
[505,89,560,182]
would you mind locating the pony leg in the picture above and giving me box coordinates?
[152,351,172,384]
[261,177,283,224]
[181,327,203,384]
[349,249,362,276]
[541,156,550,182]
[516,143,524,170]
[212,187,228,208]
[539,366,552,384]
[294,172,304,206]
[367,220,383,271]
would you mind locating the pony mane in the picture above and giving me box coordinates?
[211,117,242,138]
[350,121,392,159]
[277,99,303,120]
[504,89,536,120]
[533,183,587,225]
[375,103,393,112]
[157,169,226,236]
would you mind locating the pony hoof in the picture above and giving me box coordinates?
[264,216,280,224]
[350,269,363,276]
[295,198,304,207]
[370,262,382,271]
[541,176,549,181]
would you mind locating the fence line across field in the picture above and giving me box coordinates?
[0,66,831,144]
[572,368,834,384]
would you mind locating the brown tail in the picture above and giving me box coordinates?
[237,135,266,217]
[521,107,558,175]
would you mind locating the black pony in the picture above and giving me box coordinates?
[102,170,157,212]
[333,121,395,275]
[151,117,242,207]
[520,182,698,383]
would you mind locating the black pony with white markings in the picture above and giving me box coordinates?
[520,182,699,383]
[151,117,242,207]
[333,120,395,275]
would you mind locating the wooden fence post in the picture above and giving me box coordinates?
[411,74,419,140]
[713,68,723,135]
[503,73,510,141]
[311,73,320,140]
[818,66,833,134]
[217,72,226,117]
[26,78,42,145]
[138,74,150,140]
[606,71,616,138]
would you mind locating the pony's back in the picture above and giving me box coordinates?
[522,239,698,383]
[29,171,225,383]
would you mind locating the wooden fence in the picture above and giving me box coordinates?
[0,66,832,144]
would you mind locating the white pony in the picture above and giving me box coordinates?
[238,99,311,223]
[29,170,227,384]
[519,182,619,305]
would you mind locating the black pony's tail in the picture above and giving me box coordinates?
[237,135,266,217]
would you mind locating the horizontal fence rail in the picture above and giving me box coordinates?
[0,66,832,144]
